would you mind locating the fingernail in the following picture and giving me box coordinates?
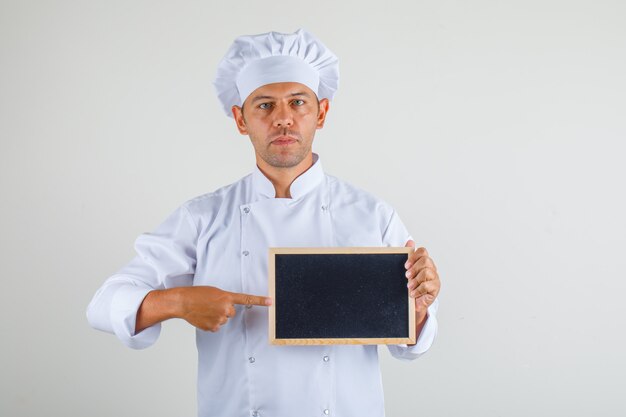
[405,271,411,278]
[404,262,410,268]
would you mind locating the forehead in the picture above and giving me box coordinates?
[243,82,317,104]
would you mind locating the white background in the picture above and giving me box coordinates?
[1,1,625,416]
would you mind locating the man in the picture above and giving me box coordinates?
[87,29,440,417]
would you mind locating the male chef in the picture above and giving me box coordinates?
[87,29,440,417]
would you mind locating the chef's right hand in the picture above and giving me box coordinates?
[177,286,272,332]
[135,286,272,334]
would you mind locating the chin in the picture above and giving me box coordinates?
[266,155,305,168]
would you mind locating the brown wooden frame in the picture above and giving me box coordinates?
[268,247,416,345]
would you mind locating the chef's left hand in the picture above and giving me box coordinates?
[404,240,440,319]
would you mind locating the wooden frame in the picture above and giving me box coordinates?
[269,247,415,345]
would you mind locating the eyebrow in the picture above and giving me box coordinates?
[250,92,311,104]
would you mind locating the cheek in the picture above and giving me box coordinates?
[298,110,319,124]
[244,118,268,132]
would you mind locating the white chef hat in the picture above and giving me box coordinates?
[214,28,339,117]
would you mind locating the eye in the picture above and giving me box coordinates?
[292,99,305,106]
[259,102,272,110]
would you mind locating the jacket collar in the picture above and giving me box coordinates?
[252,153,324,200]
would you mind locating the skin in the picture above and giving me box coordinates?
[136,287,271,333]
[232,82,329,198]
[404,240,440,341]
[135,82,440,337]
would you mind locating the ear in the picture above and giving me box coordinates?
[232,105,248,135]
[316,98,330,129]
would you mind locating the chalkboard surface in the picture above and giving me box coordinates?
[269,247,415,345]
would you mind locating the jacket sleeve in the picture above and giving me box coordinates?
[86,204,198,349]
[381,208,439,361]
[387,300,439,360]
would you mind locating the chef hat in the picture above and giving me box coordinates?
[214,28,339,117]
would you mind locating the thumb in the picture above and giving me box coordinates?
[405,239,416,249]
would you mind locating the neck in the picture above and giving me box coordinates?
[256,153,314,198]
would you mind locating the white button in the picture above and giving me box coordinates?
[321,205,328,211]
[245,304,252,309]
[243,207,250,214]
[324,409,330,415]
[323,355,330,362]
[251,411,259,417]
[242,251,249,256]
[248,356,255,363]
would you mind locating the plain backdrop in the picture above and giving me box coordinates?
[1,1,625,416]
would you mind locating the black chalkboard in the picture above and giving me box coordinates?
[269,247,415,345]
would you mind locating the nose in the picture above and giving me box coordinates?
[272,104,294,128]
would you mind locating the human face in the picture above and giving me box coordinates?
[232,82,329,171]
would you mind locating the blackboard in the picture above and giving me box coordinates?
[268,247,415,345]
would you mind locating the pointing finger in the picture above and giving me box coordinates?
[229,292,272,307]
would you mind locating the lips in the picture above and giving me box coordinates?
[271,136,298,146]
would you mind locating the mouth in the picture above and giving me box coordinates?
[270,135,298,146]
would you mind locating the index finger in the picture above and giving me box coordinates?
[410,247,429,260]
[405,246,429,267]
[229,292,272,307]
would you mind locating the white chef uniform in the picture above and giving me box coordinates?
[87,154,438,417]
